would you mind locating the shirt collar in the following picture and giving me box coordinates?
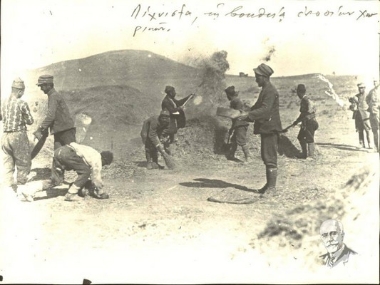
[47,88,56,96]
[329,243,345,261]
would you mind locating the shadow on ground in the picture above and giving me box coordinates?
[134,161,147,168]
[180,178,254,192]
[317,142,365,152]
[278,135,301,158]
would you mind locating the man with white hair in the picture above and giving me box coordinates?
[319,219,357,268]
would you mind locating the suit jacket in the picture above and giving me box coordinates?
[320,245,357,268]
[248,82,282,134]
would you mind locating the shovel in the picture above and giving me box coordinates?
[221,129,234,153]
[31,132,48,159]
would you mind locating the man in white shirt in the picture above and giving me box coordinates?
[19,142,113,202]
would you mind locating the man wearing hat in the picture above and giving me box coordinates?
[34,75,76,149]
[237,63,282,196]
[348,83,371,148]
[366,79,379,152]
[224,86,250,162]
[291,84,319,159]
[140,110,171,169]
[161,85,194,145]
[1,78,34,193]
[19,143,114,202]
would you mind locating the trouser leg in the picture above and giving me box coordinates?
[13,132,31,185]
[1,134,16,186]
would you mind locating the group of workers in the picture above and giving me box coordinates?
[1,75,113,202]
[1,63,378,202]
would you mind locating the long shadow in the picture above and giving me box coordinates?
[317,142,364,152]
[34,187,68,201]
[278,135,301,158]
[134,161,147,168]
[180,178,254,192]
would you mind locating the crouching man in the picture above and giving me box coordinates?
[19,142,113,202]
[141,110,171,169]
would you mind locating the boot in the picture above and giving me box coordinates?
[307,143,315,158]
[152,157,164,170]
[255,167,277,195]
[242,145,251,162]
[65,184,82,201]
[265,167,278,196]
[297,140,307,159]
[146,151,153,170]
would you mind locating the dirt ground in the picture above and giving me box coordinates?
[1,82,379,284]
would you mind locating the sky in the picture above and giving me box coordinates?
[2,0,379,87]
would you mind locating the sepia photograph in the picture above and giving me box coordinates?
[1,0,379,283]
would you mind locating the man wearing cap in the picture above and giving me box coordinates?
[34,75,76,149]
[366,79,379,152]
[1,78,34,193]
[19,143,114,202]
[161,86,194,144]
[237,63,282,196]
[224,86,251,162]
[291,84,319,159]
[348,83,371,148]
[141,110,171,169]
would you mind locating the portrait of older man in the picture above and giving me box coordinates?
[319,219,357,268]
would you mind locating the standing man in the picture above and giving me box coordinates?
[20,142,113,202]
[348,83,371,148]
[33,75,76,149]
[291,84,319,159]
[1,78,34,193]
[224,86,251,162]
[238,63,282,196]
[366,79,379,152]
[161,86,193,144]
[140,110,171,170]
[319,219,357,268]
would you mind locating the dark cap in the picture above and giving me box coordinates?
[357,83,365,88]
[37,75,54,86]
[165,86,175,94]
[253,63,274,77]
[224,86,239,96]
[297,84,306,94]
[160,110,170,117]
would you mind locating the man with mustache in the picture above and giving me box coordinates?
[319,219,357,268]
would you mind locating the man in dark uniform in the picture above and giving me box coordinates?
[366,79,379,152]
[319,219,357,268]
[224,86,250,162]
[161,86,193,143]
[33,75,76,149]
[141,110,171,170]
[349,83,371,148]
[292,84,319,159]
[238,63,282,196]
